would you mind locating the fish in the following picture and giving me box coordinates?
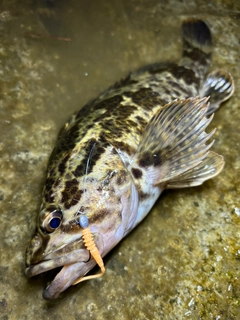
[25,19,234,300]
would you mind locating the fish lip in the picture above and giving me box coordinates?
[25,248,90,278]
[42,259,97,300]
[26,248,93,300]
[26,233,85,267]
[26,231,104,299]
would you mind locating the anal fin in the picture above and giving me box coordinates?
[200,69,234,115]
[166,151,224,188]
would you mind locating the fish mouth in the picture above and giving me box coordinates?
[42,259,97,300]
[25,249,97,300]
[25,231,104,300]
[25,248,90,277]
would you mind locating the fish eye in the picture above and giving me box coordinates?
[41,205,63,233]
[49,216,61,229]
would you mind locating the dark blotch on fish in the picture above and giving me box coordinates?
[113,141,135,156]
[44,192,55,204]
[73,163,85,178]
[45,177,55,192]
[135,115,148,127]
[125,88,165,110]
[76,138,108,176]
[116,169,129,185]
[131,167,143,179]
[61,180,84,209]
[138,151,162,167]
[149,63,199,87]
[65,178,78,190]
[76,95,123,120]
[138,190,150,201]
[90,209,111,224]
[58,153,71,175]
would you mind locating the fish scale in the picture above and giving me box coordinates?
[25,19,234,300]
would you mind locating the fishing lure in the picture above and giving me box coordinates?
[74,215,105,284]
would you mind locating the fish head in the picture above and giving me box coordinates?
[25,143,136,299]
[25,204,102,300]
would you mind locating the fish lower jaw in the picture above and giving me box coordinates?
[42,259,97,300]
[25,248,90,278]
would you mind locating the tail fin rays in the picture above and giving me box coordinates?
[181,19,212,79]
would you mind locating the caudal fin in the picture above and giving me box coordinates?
[181,19,212,79]
[200,69,235,115]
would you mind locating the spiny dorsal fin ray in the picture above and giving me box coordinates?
[166,151,224,188]
[200,69,235,115]
[132,97,219,185]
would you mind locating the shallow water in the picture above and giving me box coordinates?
[0,0,240,319]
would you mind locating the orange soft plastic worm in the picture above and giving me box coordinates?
[74,226,105,285]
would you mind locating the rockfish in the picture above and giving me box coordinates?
[25,19,234,300]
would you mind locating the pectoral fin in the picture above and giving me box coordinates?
[131,97,223,187]
[200,69,234,115]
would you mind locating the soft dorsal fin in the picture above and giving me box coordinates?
[129,97,224,187]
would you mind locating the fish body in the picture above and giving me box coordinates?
[25,19,234,300]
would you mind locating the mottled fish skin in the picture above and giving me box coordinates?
[25,19,234,300]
